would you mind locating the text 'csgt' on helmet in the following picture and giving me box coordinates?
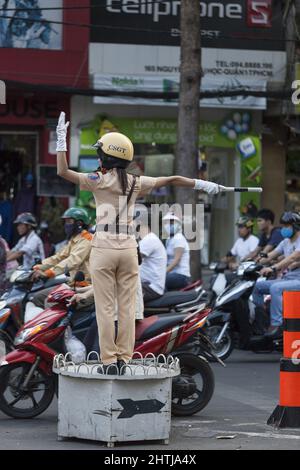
[92,132,134,162]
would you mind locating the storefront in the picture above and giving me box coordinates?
[0,0,90,245]
[0,93,72,244]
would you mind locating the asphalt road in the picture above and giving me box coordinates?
[1,349,300,450]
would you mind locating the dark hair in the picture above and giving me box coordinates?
[257,209,275,224]
[96,149,129,195]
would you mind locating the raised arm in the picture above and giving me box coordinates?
[56,112,80,185]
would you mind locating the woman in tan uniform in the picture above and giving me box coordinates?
[56,112,220,374]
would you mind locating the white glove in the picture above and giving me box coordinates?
[194,179,220,195]
[56,111,70,152]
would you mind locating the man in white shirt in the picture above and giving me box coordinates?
[226,216,259,266]
[6,212,45,270]
[136,209,167,302]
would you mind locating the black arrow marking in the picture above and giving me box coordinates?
[117,399,165,419]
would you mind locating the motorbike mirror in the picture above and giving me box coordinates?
[64,266,70,277]
[255,264,264,271]
[216,262,227,273]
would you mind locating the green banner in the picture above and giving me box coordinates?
[79,112,255,151]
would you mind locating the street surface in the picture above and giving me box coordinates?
[1,350,300,450]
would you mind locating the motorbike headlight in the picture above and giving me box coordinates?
[237,265,245,276]
[0,300,7,310]
[14,322,48,346]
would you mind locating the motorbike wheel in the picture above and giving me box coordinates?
[171,353,214,416]
[205,325,234,362]
[0,362,55,419]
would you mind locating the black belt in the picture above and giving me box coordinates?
[96,224,134,235]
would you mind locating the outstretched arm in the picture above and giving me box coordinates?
[56,112,80,185]
[154,176,220,195]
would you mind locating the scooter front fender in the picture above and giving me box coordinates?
[0,348,51,375]
[207,310,231,324]
[0,348,36,366]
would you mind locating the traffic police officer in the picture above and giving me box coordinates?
[55,112,221,374]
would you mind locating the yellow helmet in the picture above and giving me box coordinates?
[93,132,134,162]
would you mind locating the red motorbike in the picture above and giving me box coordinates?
[0,284,221,420]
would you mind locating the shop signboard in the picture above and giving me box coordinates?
[90,0,286,97]
[0,0,63,50]
[91,0,284,51]
[93,74,266,109]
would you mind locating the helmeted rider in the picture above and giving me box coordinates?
[253,211,300,339]
[6,212,45,270]
[225,216,259,268]
[33,207,92,282]
[29,207,92,310]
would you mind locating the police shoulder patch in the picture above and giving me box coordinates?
[88,173,100,181]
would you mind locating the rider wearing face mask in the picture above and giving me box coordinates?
[253,211,300,338]
[163,212,191,290]
[30,207,92,309]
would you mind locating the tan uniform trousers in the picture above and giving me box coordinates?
[90,247,139,365]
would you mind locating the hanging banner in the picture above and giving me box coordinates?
[93,74,267,109]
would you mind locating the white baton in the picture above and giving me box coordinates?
[219,186,262,193]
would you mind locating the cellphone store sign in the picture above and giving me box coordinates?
[91,0,282,50]
[106,1,243,23]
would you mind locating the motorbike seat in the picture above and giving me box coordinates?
[136,312,188,341]
[144,290,198,308]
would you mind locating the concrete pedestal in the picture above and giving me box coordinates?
[53,354,180,447]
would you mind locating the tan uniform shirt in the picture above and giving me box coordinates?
[79,170,157,249]
[40,230,92,281]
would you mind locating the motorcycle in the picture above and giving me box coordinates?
[0,267,68,356]
[144,279,206,316]
[0,283,222,419]
[205,261,280,361]
[206,261,230,307]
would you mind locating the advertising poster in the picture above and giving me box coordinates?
[0,0,63,49]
